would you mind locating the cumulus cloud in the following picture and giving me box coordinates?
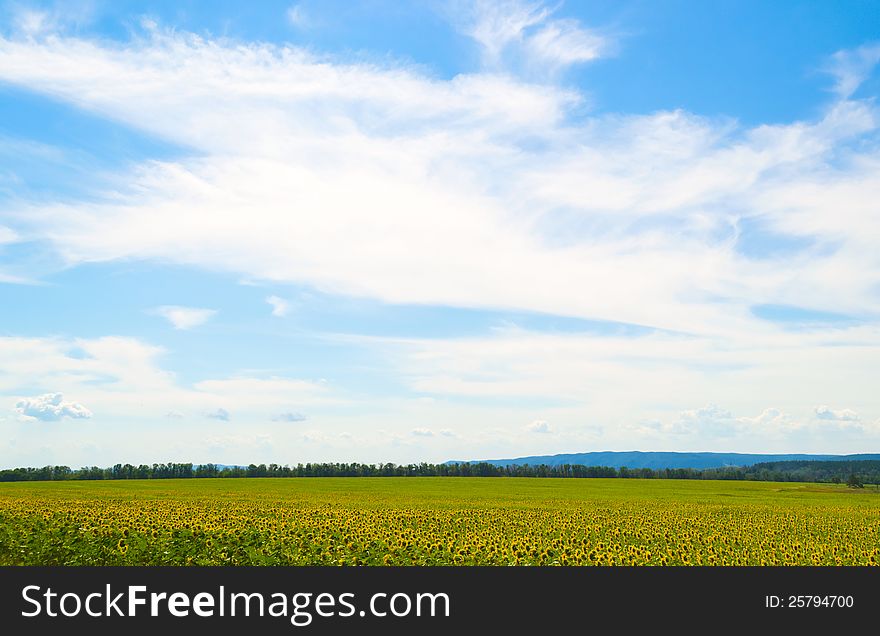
[206,408,230,421]
[738,407,795,429]
[814,405,860,422]
[411,427,434,437]
[669,405,737,437]
[525,419,551,433]
[439,428,457,438]
[266,295,291,317]
[664,405,799,438]
[153,306,216,330]
[681,404,733,421]
[273,411,307,422]
[165,410,183,418]
[633,402,877,443]
[14,393,92,421]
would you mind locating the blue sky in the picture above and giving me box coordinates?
[1,0,879,468]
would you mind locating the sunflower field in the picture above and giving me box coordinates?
[0,477,877,566]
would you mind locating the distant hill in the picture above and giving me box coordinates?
[449,451,880,470]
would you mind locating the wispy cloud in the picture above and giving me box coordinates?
[825,43,880,98]
[266,295,291,317]
[524,17,607,68]
[1,28,876,343]
[206,408,230,421]
[0,335,339,427]
[0,225,18,244]
[273,411,307,422]
[449,0,609,74]
[286,4,311,29]
[206,433,272,452]
[9,1,96,38]
[153,305,216,330]
[0,333,360,465]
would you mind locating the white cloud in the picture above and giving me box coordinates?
[266,295,291,317]
[0,225,19,244]
[301,429,353,444]
[524,18,606,68]
[738,407,796,430]
[0,24,879,458]
[205,433,272,452]
[665,405,736,437]
[13,9,52,36]
[814,405,860,422]
[193,377,329,402]
[206,408,230,421]
[439,428,457,438]
[458,0,549,61]
[525,419,551,433]
[0,30,877,342]
[6,2,96,41]
[0,335,336,417]
[411,427,434,437]
[0,271,35,284]
[671,405,802,438]
[0,334,359,465]
[286,4,310,28]
[825,43,880,98]
[14,393,92,421]
[273,411,307,422]
[358,323,880,451]
[452,0,607,73]
[631,405,804,442]
[0,225,24,283]
[153,305,216,330]
[0,336,174,408]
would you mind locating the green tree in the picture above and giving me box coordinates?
[846,473,864,488]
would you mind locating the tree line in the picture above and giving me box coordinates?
[0,459,878,484]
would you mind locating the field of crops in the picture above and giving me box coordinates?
[1,477,878,566]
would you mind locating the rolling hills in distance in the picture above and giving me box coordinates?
[448,451,880,470]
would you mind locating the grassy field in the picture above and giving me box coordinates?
[1,477,878,566]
